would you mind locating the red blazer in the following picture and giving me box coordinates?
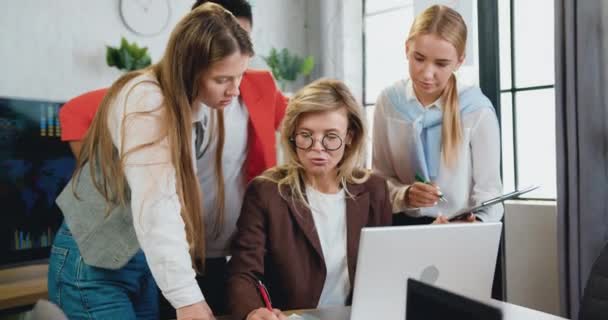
[239,69,288,181]
[59,88,108,141]
[227,173,393,320]
[59,69,287,181]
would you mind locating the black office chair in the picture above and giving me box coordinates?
[579,240,608,320]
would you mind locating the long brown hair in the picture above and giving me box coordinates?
[407,5,467,166]
[73,3,253,266]
[259,79,369,206]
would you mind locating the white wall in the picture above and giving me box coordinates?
[504,200,560,315]
[251,0,309,65]
[0,0,310,102]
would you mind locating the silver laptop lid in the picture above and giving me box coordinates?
[350,222,502,320]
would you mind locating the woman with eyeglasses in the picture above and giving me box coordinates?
[226,79,392,320]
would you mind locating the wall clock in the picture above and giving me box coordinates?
[120,0,171,36]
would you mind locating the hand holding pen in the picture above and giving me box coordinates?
[257,279,273,311]
[415,174,447,203]
[404,173,447,208]
[246,280,287,320]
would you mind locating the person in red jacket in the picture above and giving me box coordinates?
[59,88,107,156]
[59,1,288,316]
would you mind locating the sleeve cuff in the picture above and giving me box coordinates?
[391,185,409,213]
[163,282,205,309]
[393,185,422,215]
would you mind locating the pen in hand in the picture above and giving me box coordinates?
[256,279,273,311]
[415,173,447,203]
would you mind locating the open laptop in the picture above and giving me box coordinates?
[406,278,503,320]
[350,222,502,320]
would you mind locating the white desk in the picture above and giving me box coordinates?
[295,301,569,319]
[487,300,569,320]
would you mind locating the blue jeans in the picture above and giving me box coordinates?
[48,222,158,319]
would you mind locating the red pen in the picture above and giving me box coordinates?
[256,279,273,311]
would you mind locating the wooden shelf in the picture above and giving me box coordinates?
[0,264,48,310]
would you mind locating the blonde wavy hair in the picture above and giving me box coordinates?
[259,78,369,205]
[407,5,467,166]
[72,3,253,266]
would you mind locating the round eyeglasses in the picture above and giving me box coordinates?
[291,132,344,151]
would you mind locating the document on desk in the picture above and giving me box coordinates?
[287,314,320,320]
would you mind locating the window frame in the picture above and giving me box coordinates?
[499,0,556,201]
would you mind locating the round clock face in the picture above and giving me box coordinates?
[120,0,171,36]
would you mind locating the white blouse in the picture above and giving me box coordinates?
[108,73,204,308]
[305,185,350,307]
[196,98,249,258]
[372,78,504,222]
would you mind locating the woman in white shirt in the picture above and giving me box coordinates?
[372,5,503,223]
[47,4,251,320]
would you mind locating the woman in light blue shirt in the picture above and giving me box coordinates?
[373,5,503,223]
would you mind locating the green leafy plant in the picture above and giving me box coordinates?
[263,48,315,91]
[106,37,152,71]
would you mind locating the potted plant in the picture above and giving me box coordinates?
[106,37,152,71]
[263,48,315,92]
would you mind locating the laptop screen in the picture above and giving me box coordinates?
[406,278,503,320]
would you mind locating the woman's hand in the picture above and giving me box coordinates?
[406,182,442,208]
[432,214,449,224]
[176,301,215,320]
[453,213,476,223]
[246,308,287,320]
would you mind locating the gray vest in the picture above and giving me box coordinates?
[56,163,140,269]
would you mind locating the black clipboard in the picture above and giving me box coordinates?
[448,185,539,221]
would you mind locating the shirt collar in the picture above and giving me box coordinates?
[405,78,443,110]
[192,102,206,124]
[191,96,240,124]
[404,73,473,110]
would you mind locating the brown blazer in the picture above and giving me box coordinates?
[227,173,392,319]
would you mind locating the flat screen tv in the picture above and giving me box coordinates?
[0,97,74,267]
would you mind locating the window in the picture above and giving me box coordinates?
[363,2,414,165]
[364,4,412,106]
[499,0,556,199]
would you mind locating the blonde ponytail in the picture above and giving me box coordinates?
[407,5,467,168]
[441,74,462,167]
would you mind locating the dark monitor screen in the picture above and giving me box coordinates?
[0,97,74,266]
[406,278,503,320]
